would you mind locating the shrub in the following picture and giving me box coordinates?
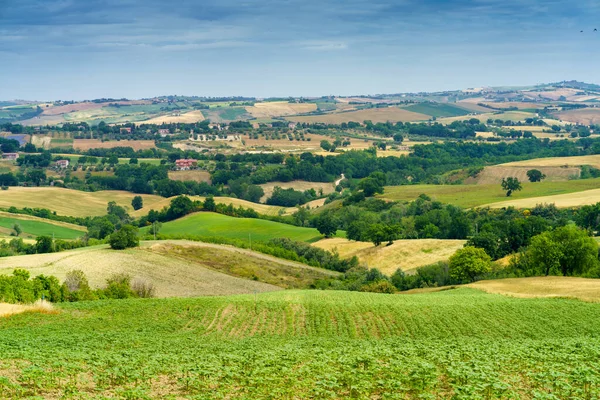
[109,225,140,250]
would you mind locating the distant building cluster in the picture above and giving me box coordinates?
[175,159,197,170]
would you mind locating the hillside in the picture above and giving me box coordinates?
[2,288,600,398]
[0,211,86,239]
[148,212,333,242]
[0,240,336,297]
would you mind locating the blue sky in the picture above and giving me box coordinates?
[0,0,599,100]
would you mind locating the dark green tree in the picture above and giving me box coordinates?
[526,169,546,183]
[501,177,522,197]
[109,225,140,250]
[131,196,144,210]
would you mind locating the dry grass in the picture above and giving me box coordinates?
[73,139,157,151]
[468,166,580,185]
[168,170,212,183]
[437,111,535,124]
[0,187,165,217]
[286,107,429,124]
[0,300,56,318]
[141,110,205,124]
[313,238,466,275]
[500,155,600,169]
[0,240,331,297]
[554,108,600,125]
[42,102,105,116]
[30,136,52,149]
[484,188,600,209]
[246,102,318,118]
[259,180,335,202]
[469,276,600,302]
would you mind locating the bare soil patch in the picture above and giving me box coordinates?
[73,139,156,151]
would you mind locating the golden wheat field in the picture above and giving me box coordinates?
[468,276,600,302]
[141,110,205,124]
[468,165,580,185]
[0,300,56,318]
[73,139,157,151]
[286,107,429,124]
[245,102,318,118]
[500,155,600,169]
[484,188,600,209]
[167,170,212,183]
[313,238,466,275]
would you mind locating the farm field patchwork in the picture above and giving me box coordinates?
[500,154,600,169]
[285,107,430,124]
[145,212,333,242]
[1,288,600,398]
[404,102,471,118]
[381,178,600,208]
[73,139,157,151]
[245,101,318,118]
[0,187,165,217]
[0,213,86,239]
[313,238,466,275]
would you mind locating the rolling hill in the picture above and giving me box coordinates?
[0,211,86,239]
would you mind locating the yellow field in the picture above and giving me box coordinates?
[437,111,536,124]
[141,110,205,124]
[73,139,157,151]
[0,300,56,318]
[167,170,211,183]
[313,238,465,275]
[500,155,600,169]
[30,135,51,149]
[246,102,318,118]
[0,241,335,297]
[259,180,336,202]
[469,165,580,185]
[484,188,600,209]
[286,107,429,124]
[0,187,165,217]
[469,276,600,302]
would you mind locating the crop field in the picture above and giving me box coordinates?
[468,165,581,184]
[140,110,205,124]
[73,139,157,151]
[201,107,252,123]
[0,240,328,297]
[245,101,318,118]
[553,108,600,125]
[314,238,465,275]
[145,212,331,242]
[167,170,211,183]
[469,276,600,302]
[1,288,600,398]
[404,103,471,118]
[484,187,600,209]
[437,110,536,125]
[0,213,86,239]
[49,138,73,149]
[0,187,165,217]
[501,155,600,169]
[381,178,600,208]
[259,180,336,202]
[286,107,429,124]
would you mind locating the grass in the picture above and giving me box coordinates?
[144,212,331,242]
[0,187,165,217]
[286,107,430,124]
[381,178,600,208]
[313,238,466,275]
[404,102,471,118]
[0,215,85,239]
[1,288,600,398]
[0,240,335,297]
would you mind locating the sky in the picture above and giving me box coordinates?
[0,0,599,100]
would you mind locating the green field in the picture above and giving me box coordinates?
[381,178,600,208]
[1,288,600,398]
[404,102,471,118]
[146,212,332,242]
[202,107,250,121]
[0,216,85,239]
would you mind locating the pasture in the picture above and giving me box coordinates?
[0,187,165,217]
[286,107,429,124]
[404,102,471,118]
[1,288,600,398]
[313,238,465,275]
[0,240,335,297]
[381,178,600,208]
[146,212,330,242]
[0,213,86,239]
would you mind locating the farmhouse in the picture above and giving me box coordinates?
[1,153,19,161]
[288,122,298,130]
[158,129,171,137]
[175,159,197,170]
[120,127,132,134]
[55,159,70,168]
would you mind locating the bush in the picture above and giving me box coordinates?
[109,225,140,250]
[449,247,492,283]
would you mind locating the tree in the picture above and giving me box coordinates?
[203,196,216,212]
[167,195,194,219]
[245,185,264,203]
[314,212,337,238]
[131,195,144,210]
[36,236,54,254]
[26,169,46,186]
[292,206,310,227]
[109,225,140,250]
[449,246,492,282]
[393,133,403,143]
[320,140,332,152]
[526,169,546,183]
[12,223,22,237]
[501,177,522,197]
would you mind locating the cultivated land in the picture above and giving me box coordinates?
[259,180,336,202]
[484,187,600,209]
[500,154,600,169]
[0,212,86,239]
[167,170,211,183]
[140,110,205,124]
[73,139,157,151]
[313,238,466,275]
[286,107,430,124]
[2,288,600,398]
[245,101,318,118]
[554,108,600,125]
[147,212,331,242]
[0,187,165,217]
[381,178,600,208]
[468,165,581,184]
[0,240,336,297]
